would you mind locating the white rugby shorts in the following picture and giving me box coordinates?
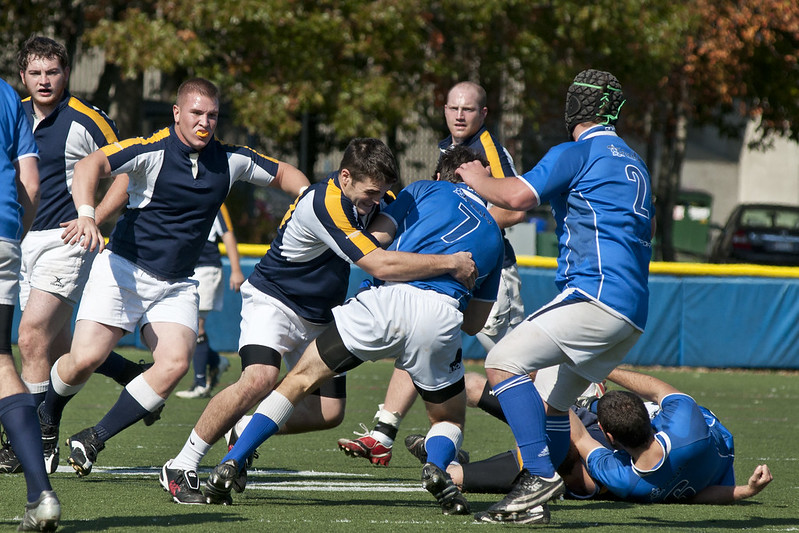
[20,228,94,307]
[486,289,640,410]
[237,280,328,369]
[332,283,465,392]
[480,263,525,337]
[0,239,21,305]
[191,265,224,313]
[76,250,199,334]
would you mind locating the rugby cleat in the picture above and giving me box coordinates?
[160,460,206,504]
[176,384,211,399]
[204,459,239,505]
[224,417,258,493]
[483,469,564,517]
[0,428,22,473]
[37,407,59,475]
[18,490,60,532]
[421,462,470,515]
[337,428,392,466]
[66,427,105,477]
[142,403,165,426]
[474,502,551,524]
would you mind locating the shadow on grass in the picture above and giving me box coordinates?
[2,512,244,532]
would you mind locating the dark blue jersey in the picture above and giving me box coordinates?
[103,126,280,279]
[196,205,233,268]
[21,91,119,231]
[248,173,387,324]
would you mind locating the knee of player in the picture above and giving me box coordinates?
[464,372,487,407]
[239,364,280,395]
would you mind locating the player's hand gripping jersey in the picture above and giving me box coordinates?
[248,173,391,324]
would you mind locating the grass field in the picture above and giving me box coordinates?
[1,348,797,532]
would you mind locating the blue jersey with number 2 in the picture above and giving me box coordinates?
[380,180,503,312]
[518,125,652,329]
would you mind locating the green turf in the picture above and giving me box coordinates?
[1,348,797,532]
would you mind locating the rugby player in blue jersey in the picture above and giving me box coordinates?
[0,77,60,532]
[36,77,311,480]
[160,138,477,505]
[337,81,528,466]
[457,69,654,524]
[202,144,504,515]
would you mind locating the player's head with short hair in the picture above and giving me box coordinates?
[339,138,399,187]
[565,69,625,137]
[434,145,488,183]
[445,81,488,144]
[596,390,652,449]
[17,35,69,71]
[176,78,220,107]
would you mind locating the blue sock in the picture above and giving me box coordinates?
[424,435,456,470]
[192,336,210,387]
[222,413,278,467]
[493,375,554,477]
[94,389,150,442]
[0,393,52,501]
[545,414,570,470]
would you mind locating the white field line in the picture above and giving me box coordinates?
[56,465,425,493]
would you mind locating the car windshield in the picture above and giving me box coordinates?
[740,207,799,230]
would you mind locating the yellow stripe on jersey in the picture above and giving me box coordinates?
[100,128,171,156]
[219,204,234,229]
[323,180,378,255]
[68,97,119,144]
[219,140,280,164]
[479,130,508,178]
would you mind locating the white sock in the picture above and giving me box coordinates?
[171,429,212,471]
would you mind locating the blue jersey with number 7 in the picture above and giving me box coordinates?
[380,180,504,312]
[518,125,653,330]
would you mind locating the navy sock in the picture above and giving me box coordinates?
[39,381,74,426]
[94,389,150,442]
[0,393,52,501]
[94,351,144,387]
[493,375,554,477]
[192,335,210,387]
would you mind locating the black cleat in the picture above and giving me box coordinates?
[37,407,59,475]
[474,502,551,524]
[160,460,206,504]
[0,428,22,473]
[204,459,239,505]
[421,462,470,515]
[66,427,105,477]
[484,469,564,516]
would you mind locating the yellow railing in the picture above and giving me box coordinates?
[221,244,799,279]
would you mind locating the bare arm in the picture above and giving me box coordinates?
[605,368,681,405]
[461,299,494,336]
[365,213,397,249]
[687,465,773,504]
[355,248,476,289]
[456,161,537,211]
[272,161,311,197]
[221,230,244,292]
[64,150,112,251]
[95,173,130,225]
[569,408,606,461]
[15,156,40,238]
[490,205,527,229]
